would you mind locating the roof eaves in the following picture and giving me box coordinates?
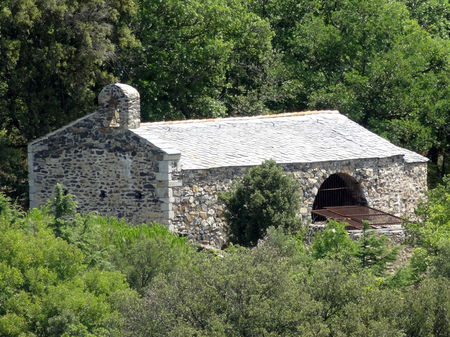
[129,129,182,160]
[178,154,415,171]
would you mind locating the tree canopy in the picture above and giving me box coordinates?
[0,0,448,202]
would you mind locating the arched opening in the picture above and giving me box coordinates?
[312,173,367,222]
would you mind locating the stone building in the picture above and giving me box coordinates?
[29,83,428,247]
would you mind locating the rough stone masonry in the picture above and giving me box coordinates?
[29,83,428,248]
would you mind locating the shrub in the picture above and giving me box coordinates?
[221,160,302,246]
[312,220,399,276]
[406,174,450,253]
[0,193,134,337]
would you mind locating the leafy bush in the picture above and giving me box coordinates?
[407,174,450,253]
[311,220,358,263]
[57,213,192,294]
[40,184,193,293]
[396,175,450,284]
[402,276,450,337]
[312,220,398,276]
[121,226,405,337]
[121,237,319,337]
[0,194,135,337]
[0,187,192,336]
[221,160,302,246]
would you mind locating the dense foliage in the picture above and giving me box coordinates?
[311,220,399,276]
[0,195,132,336]
[123,0,281,121]
[0,0,448,203]
[0,0,139,203]
[221,160,302,246]
[1,0,449,333]
[1,176,449,336]
[391,175,450,285]
[407,175,450,253]
[121,226,449,337]
[0,191,191,336]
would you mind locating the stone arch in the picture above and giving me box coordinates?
[312,172,367,222]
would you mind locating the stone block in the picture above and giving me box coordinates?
[167,180,182,187]
[159,160,172,174]
[159,197,175,204]
[156,187,171,198]
[155,172,170,181]
[160,202,172,211]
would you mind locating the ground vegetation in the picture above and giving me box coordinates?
[0,178,449,336]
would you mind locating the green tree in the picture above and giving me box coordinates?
[356,221,399,276]
[0,131,27,204]
[124,0,280,121]
[249,0,449,182]
[47,184,77,218]
[400,0,450,38]
[221,160,302,246]
[0,0,137,203]
[44,184,78,238]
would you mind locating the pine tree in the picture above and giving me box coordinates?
[356,221,399,276]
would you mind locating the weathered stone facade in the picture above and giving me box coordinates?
[29,84,174,224]
[29,83,428,248]
[171,157,427,248]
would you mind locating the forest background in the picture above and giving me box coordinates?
[0,1,449,335]
[0,0,448,205]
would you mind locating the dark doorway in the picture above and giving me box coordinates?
[312,173,367,222]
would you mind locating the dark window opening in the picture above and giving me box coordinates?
[312,173,367,222]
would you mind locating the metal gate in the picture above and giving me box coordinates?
[312,173,367,222]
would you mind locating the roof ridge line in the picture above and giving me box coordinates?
[142,110,340,126]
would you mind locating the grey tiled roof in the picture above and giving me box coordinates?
[131,111,427,170]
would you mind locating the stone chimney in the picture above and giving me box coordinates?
[98,83,140,129]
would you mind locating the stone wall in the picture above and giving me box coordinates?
[172,156,427,248]
[28,83,177,225]
[28,82,427,248]
[172,166,250,247]
[28,112,169,224]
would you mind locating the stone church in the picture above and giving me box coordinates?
[29,83,427,247]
